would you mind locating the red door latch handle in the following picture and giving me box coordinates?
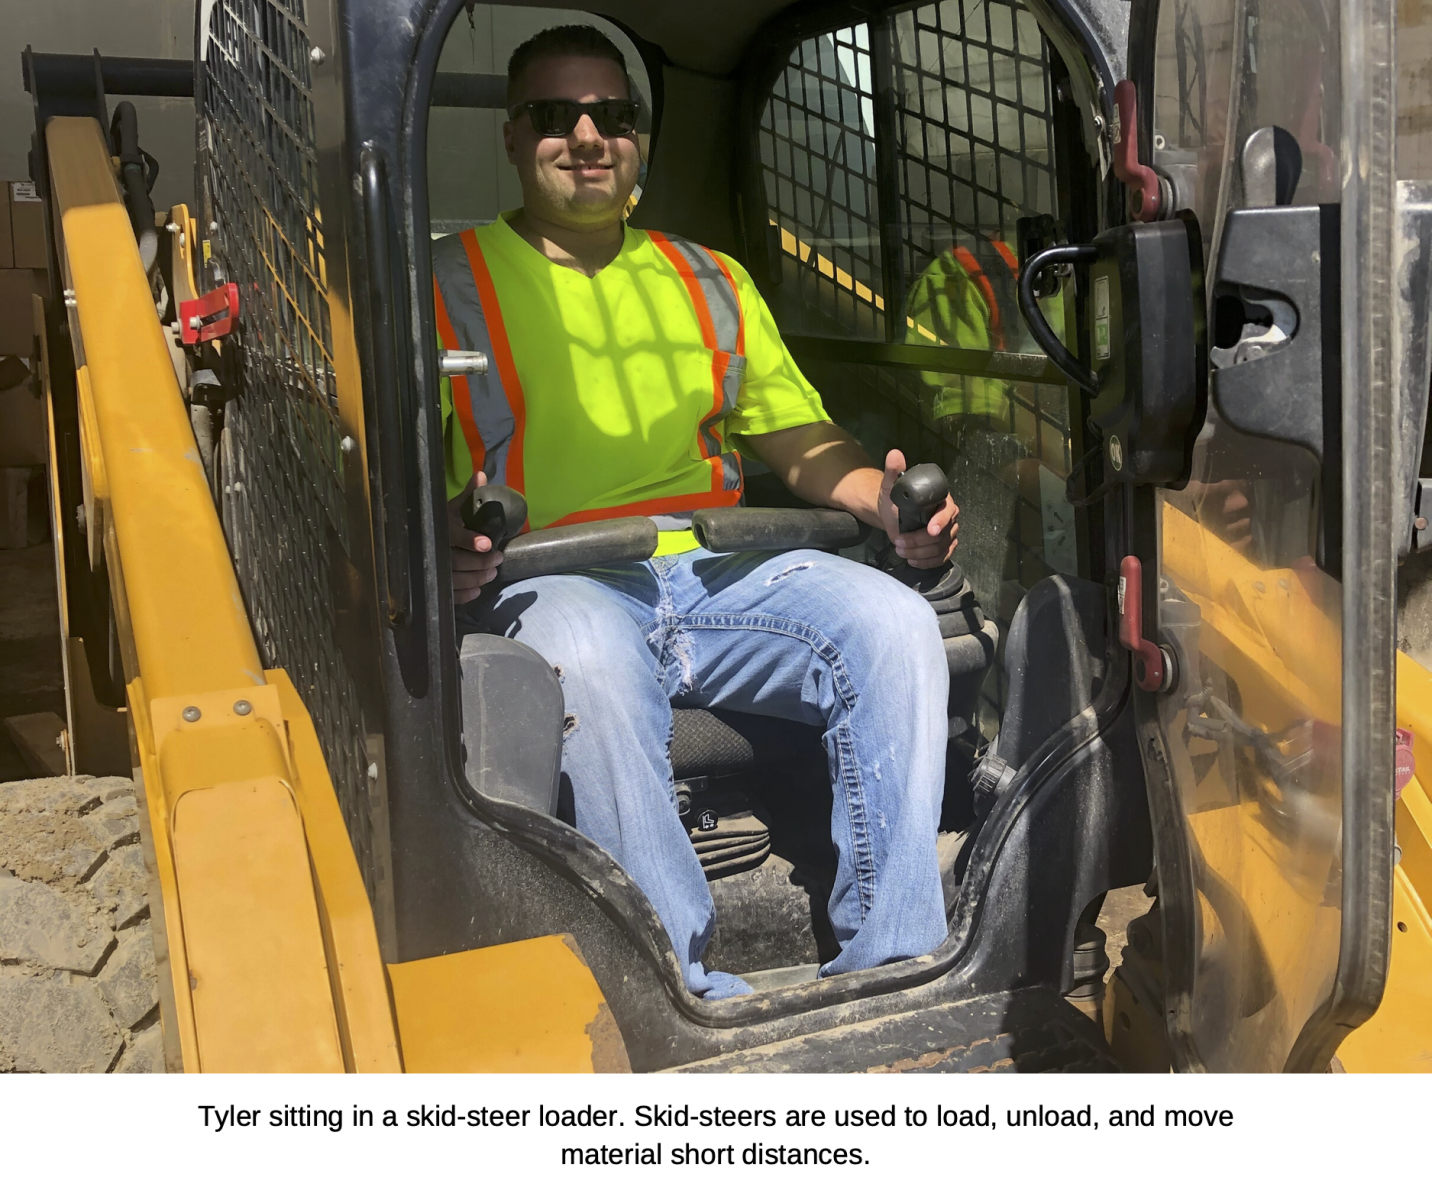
[179,282,240,345]
[1119,555,1171,691]
[1113,80,1162,223]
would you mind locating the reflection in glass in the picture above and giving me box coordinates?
[1152,0,1344,1070]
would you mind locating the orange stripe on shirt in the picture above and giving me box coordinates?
[648,230,727,492]
[432,276,486,475]
[460,228,528,503]
[546,486,742,528]
[952,245,1006,351]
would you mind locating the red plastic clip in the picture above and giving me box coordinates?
[1112,81,1162,223]
[179,282,240,345]
[1118,555,1169,691]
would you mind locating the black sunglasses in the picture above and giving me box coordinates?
[506,98,639,139]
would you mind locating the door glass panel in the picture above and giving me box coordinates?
[754,1,1074,732]
[1151,0,1344,1070]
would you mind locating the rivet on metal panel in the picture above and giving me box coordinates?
[182,706,202,722]
[233,700,253,716]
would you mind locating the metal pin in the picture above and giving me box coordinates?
[233,699,253,716]
[182,706,202,722]
[440,350,490,377]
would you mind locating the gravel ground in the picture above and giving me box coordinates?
[0,774,164,1072]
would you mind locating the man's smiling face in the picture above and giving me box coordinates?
[503,55,640,232]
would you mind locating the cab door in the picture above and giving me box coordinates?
[1129,0,1399,1070]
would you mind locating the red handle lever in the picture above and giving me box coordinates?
[1119,555,1167,691]
[179,282,240,346]
[1113,81,1162,223]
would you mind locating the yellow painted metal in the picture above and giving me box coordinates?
[173,769,345,1072]
[166,202,199,306]
[1336,695,1432,1070]
[46,114,400,1072]
[1156,498,1432,1070]
[388,935,631,1073]
[48,116,263,698]
[270,669,401,1072]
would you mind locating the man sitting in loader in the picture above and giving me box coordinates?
[435,25,960,999]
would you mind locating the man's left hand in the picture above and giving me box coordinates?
[878,449,959,570]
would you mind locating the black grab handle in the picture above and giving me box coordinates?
[495,518,659,584]
[691,507,865,553]
[1017,243,1101,395]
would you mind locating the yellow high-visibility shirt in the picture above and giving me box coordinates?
[439,213,828,554]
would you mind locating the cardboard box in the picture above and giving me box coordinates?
[0,269,48,357]
[9,182,46,270]
[0,382,45,467]
[0,188,11,270]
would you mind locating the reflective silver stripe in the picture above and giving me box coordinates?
[696,351,747,458]
[662,234,745,464]
[662,235,742,356]
[432,231,514,485]
[651,512,694,531]
[719,451,743,493]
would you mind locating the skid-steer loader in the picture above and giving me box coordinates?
[6,0,1430,1072]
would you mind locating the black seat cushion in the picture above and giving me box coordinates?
[669,708,822,780]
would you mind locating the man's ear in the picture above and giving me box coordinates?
[502,120,517,164]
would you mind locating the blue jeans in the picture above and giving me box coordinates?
[460,547,949,999]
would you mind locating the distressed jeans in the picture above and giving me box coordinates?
[459,547,950,999]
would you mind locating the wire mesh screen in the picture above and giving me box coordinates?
[756,0,1072,724]
[203,0,385,894]
[888,0,1056,351]
[758,26,884,340]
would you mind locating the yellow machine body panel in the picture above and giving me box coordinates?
[1124,499,1432,1069]
[173,771,346,1072]
[1337,703,1432,1070]
[43,112,625,1073]
[388,935,631,1073]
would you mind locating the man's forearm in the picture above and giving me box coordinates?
[744,422,885,526]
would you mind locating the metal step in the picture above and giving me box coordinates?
[674,987,1119,1073]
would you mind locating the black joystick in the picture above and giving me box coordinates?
[461,483,528,548]
[886,462,965,601]
[890,462,950,535]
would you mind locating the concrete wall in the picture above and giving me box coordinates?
[0,0,196,210]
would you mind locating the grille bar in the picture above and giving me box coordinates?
[203,0,383,897]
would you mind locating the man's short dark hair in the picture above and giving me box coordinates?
[506,25,630,105]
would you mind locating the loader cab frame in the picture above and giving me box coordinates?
[26,0,1396,1070]
[354,0,1154,1051]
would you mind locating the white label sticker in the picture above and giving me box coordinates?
[1093,274,1112,361]
[11,181,40,202]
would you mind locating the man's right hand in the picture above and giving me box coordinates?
[448,472,504,603]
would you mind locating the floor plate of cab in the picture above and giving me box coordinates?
[673,987,1118,1073]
